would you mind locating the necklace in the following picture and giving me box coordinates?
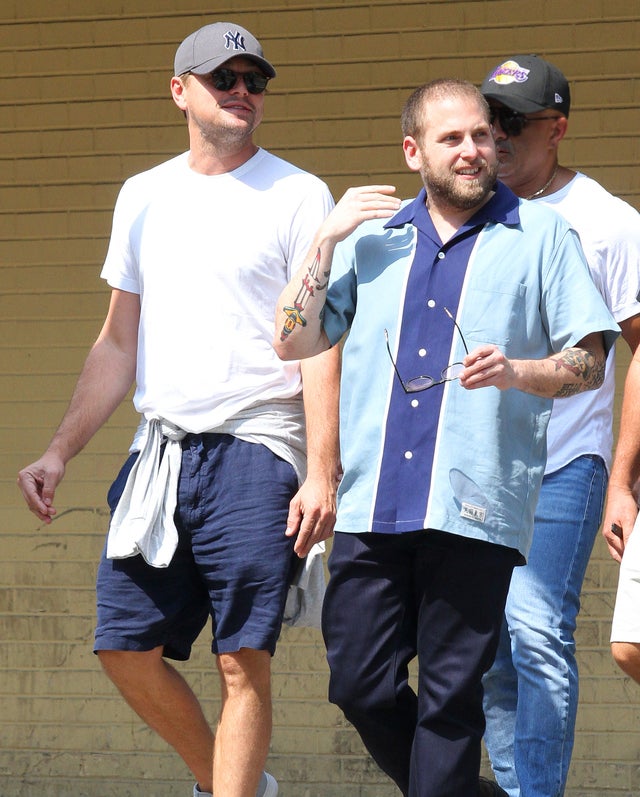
[526,165,558,200]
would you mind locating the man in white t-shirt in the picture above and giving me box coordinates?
[17,21,339,797]
[479,55,640,797]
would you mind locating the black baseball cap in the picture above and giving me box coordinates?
[481,55,570,117]
[174,22,276,78]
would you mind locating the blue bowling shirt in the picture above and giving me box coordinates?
[322,183,619,557]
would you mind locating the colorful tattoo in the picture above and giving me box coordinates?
[552,347,602,398]
[279,248,330,342]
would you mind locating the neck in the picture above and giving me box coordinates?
[426,191,494,243]
[187,140,258,176]
[525,163,558,200]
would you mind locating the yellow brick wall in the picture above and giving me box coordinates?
[1,1,639,795]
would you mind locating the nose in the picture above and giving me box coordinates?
[229,74,250,95]
[461,135,480,158]
[490,115,508,141]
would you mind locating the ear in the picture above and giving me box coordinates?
[170,76,188,111]
[550,115,569,146]
[403,136,423,173]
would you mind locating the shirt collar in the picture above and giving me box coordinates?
[384,181,521,235]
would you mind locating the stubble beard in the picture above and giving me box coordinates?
[192,108,259,152]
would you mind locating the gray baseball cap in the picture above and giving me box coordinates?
[481,55,570,117]
[174,22,276,78]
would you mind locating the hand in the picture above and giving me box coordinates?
[285,473,337,558]
[16,451,66,523]
[602,484,639,562]
[319,185,402,245]
[459,344,517,391]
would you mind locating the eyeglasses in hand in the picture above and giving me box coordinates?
[384,307,469,394]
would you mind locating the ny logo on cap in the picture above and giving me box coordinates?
[224,30,247,52]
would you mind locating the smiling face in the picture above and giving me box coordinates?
[403,92,498,212]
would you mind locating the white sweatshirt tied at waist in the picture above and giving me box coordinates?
[106,417,186,567]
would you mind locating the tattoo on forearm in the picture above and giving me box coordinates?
[279,248,330,342]
[552,347,604,398]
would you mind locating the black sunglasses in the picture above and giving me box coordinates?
[384,307,470,394]
[489,106,560,138]
[209,67,270,95]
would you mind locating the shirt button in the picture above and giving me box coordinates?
[411,399,419,408]
[427,299,436,308]
[404,451,413,460]
[418,348,427,357]
[437,251,445,260]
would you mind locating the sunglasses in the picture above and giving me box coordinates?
[208,67,270,95]
[489,106,560,137]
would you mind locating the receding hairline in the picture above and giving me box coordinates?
[401,79,490,140]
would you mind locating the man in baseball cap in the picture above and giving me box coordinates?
[480,54,640,797]
[17,17,339,797]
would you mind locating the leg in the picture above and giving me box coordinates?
[96,454,212,787]
[98,647,214,790]
[213,649,273,797]
[184,435,298,795]
[611,642,640,683]
[322,532,419,796]
[481,619,520,795]
[323,531,518,797]
[484,456,606,797]
[409,532,517,797]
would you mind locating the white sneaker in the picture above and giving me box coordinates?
[258,772,279,797]
[192,772,278,797]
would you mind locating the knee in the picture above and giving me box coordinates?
[216,649,271,696]
[612,642,640,684]
[97,647,163,684]
[327,657,388,715]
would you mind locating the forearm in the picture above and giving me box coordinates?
[609,356,640,492]
[274,238,336,361]
[46,336,136,464]
[512,341,605,399]
[46,288,140,464]
[274,184,402,360]
[285,346,341,557]
[300,346,341,481]
[459,332,606,398]
[601,356,640,559]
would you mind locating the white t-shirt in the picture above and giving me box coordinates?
[101,148,333,432]
[539,172,640,474]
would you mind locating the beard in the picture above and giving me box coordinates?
[423,158,499,210]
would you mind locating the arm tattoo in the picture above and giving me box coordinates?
[279,248,330,343]
[552,347,604,398]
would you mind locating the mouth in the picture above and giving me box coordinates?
[456,166,482,178]
[221,101,254,115]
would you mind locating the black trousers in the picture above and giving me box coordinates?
[322,529,520,797]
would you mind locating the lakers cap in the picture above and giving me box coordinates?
[481,54,570,117]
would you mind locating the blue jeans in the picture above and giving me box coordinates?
[482,455,607,797]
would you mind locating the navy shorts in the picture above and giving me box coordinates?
[95,434,298,659]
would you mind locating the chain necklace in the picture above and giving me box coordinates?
[526,165,558,200]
